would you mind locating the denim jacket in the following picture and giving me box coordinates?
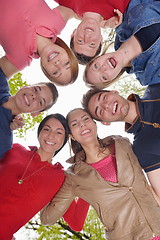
[115,0,160,86]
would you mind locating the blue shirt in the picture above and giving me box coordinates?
[126,83,160,172]
[115,0,160,86]
[0,69,13,158]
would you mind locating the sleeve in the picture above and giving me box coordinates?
[63,198,90,231]
[40,176,76,226]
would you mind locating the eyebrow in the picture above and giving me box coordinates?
[70,114,87,124]
[44,124,64,131]
[95,93,102,117]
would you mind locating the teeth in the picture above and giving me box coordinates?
[107,59,114,69]
[113,102,118,114]
[48,52,58,61]
[81,129,90,135]
[46,141,55,145]
[24,95,30,106]
[85,28,93,32]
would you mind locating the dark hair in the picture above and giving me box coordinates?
[38,113,69,156]
[81,89,110,121]
[70,37,102,65]
[41,37,79,86]
[35,82,58,112]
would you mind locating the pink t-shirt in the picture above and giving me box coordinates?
[0,0,66,70]
[88,153,117,183]
[55,0,130,19]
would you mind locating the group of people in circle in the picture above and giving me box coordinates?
[0,0,160,239]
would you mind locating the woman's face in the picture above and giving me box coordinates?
[40,43,71,85]
[86,52,124,85]
[38,117,65,154]
[68,109,97,145]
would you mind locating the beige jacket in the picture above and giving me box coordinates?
[41,136,160,240]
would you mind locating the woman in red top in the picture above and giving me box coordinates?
[0,113,89,240]
[55,0,130,64]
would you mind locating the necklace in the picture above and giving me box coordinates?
[18,151,49,184]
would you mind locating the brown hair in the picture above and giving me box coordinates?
[41,37,79,86]
[83,42,125,89]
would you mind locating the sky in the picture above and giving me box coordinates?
[4,0,133,238]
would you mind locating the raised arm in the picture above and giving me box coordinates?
[0,56,19,79]
[40,176,90,231]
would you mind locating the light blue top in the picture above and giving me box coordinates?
[115,0,160,86]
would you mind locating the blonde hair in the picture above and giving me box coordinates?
[41,37,79,86]
[83,42,125,89]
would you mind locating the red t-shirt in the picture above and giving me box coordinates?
[0,144,65,240]
[55,0,130,19]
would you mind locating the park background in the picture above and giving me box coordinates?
[1,0,146,239]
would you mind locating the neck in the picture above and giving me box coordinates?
[36,148,54,163]
[2,96,21,115]
[81,140,104,164]
[118,35,143,67]
[124,101,138,124]
[83,12,104,23]
[36,35,52,56]
[56,6,79,21]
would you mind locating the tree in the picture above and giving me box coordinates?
[24,207,106,240]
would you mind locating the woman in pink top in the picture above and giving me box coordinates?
[40,108,160,239]
[0,0,78,86]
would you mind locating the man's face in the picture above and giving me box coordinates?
[15,84,53,114]
[88,91,130,123]
[73,18,102,57]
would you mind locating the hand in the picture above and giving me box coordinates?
[102,9,123,29]
[10,114,25,130]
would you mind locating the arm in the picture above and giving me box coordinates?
[40,176,90,231]
[0,56,19,79]
[146,170,160,206]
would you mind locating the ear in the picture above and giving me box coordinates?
[101,121,111,126]
[30,112,41,117]
[69,133,75,141]
[70,29,76,38]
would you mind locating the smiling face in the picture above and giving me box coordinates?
[88,91,129,123]
[68,109,97,145]
[14,84,53,114]
[38,118,65,155]
[40,43,71,85]
[73,18,102,57]
[86,52,124,85]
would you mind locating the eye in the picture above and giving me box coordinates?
[57,131,63,135]
[71,123,77,127]
[34,87,38,92]
[84,117,89,121]
[93,63,98,70]
[43,127,50,132]
[78,39,83,44]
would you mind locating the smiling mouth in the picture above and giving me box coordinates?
[24,94,30,106]
[45,141,55,146]
[108,58,117,68]
[48,52,59,62]
[113,102,118,114]
[84,28,94,33]
[81,129,91,135]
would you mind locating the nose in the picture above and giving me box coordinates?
[54,58,60,66]
[31,92,37,101]
[79,120,85,128]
